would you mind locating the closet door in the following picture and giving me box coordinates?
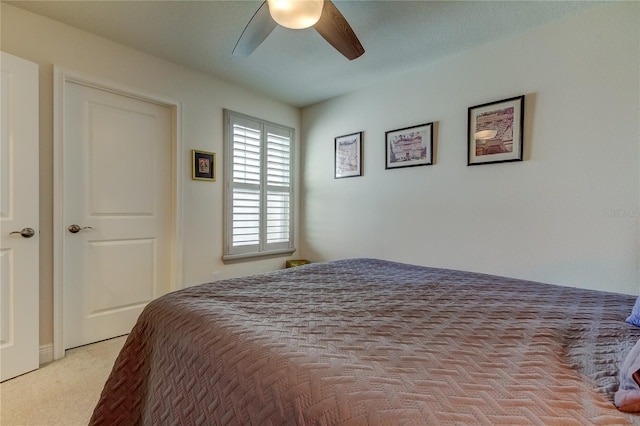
[0,52,40,382]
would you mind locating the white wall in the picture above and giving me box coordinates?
[1,3,301,347]
[300,2,640,295]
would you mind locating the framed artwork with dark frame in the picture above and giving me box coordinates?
[334,131,363,179]
[467,95,524,166]
[192,149,216,181]
[385,122,434,169]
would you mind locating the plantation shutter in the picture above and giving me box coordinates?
[231,118,261,251]
[224,110,295,260]
[266,129,291,246]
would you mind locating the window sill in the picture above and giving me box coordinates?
[222,248,296,264]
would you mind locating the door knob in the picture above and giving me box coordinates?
[10,227,35,238]
[68,224,93,234]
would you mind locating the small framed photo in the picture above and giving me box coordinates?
[468,95,524,165]
[385,122,434,169]
[192,149,216,181]
[334,131,363,179]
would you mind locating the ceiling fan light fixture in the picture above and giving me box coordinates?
[267,0,324,29]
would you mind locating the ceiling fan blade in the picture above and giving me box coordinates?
[233,1,277,57]
[313,0,364,60]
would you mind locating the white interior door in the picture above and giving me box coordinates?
[63,80,172,350]
[0,52,39,382]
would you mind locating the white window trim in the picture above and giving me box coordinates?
[222,109,296,262]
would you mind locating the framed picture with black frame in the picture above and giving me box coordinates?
[385,122,434,169]
[468,95,524,165]
[192,149,216,181]
[334,131,363,179]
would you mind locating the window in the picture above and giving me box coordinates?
[223,110,295,261]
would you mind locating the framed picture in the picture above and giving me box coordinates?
[334,131,363,178]
[192,149,216,181]
[385,122,434,169]
[468,95,524,165]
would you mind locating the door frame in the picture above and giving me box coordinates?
[52,67,183,360]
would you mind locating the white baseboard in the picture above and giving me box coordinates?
[39,344,54,365]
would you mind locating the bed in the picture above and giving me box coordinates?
[90,258,640,425]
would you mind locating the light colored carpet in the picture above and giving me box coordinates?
[0,336,127,426]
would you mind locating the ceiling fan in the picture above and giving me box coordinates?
[233,0,365,60]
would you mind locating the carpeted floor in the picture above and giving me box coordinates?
[0,335,127,426]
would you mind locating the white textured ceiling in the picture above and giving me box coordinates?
[6,0,602,107]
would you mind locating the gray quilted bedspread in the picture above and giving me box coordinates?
[90,258,640,425]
